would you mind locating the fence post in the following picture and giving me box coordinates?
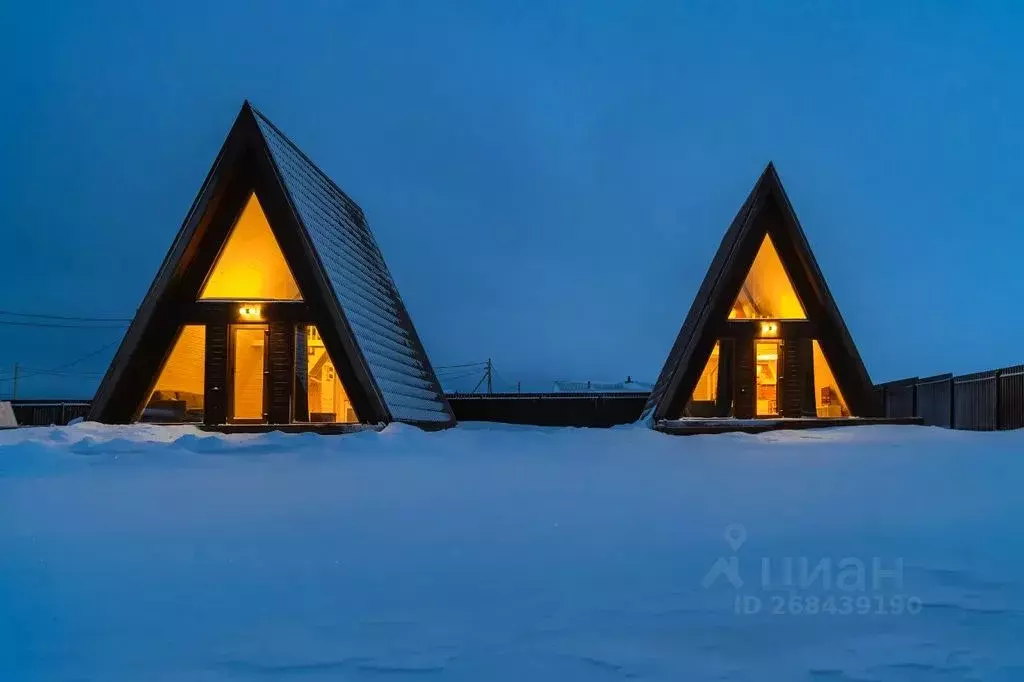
[950,378,955,430]
[995,370,1002,431]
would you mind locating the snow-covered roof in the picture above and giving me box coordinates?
[253,108,452,424]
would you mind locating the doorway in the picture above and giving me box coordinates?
[755,339,780,417]
[230,325,269,422]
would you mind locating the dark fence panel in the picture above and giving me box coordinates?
[11,401,92,426]
[448,392,648,427]
[878,378,917,419]
[915,373,953,428]
[953,370,999,431]
[998,364,1024,431]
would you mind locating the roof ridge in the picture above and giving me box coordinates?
[247,103,367,219]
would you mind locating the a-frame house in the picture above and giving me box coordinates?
[643,163,878,425]
[90,102,455,429]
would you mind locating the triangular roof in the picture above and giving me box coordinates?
[643,163,877,422]
[90,101,454,427]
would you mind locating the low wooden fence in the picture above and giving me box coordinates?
[876,364,1024,431]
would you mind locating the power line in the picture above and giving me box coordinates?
[437,369,484,383]
[40,341,119,372]
[434,361,487,370]
[0,319,127,329]
[0,309,132,323]
[10,369,105,379]
[0,341,118,380]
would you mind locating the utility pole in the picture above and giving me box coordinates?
[486,358,493,393]
[11,363,18,401]
[517,381,521,393]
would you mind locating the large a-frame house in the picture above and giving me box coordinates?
[90,102,455,429]
[643,163,878,425]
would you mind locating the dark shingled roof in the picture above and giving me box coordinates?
[252,108,452,423]
[90,102,454,427]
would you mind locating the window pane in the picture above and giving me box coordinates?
[297,325,357,423]
[813,340,849,417]
[730,234,806,320]
[691,342,720,402]
[755,340,781,416]
[199,194,303,301]
[145,325,205,422]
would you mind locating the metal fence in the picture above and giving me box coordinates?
[9,400,92,427]
[876,364,1024,431]
[447,392,648,427]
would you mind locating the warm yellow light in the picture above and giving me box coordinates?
[199,194,303,301]
[730,234,806,320]
[239,304,263,320]
[760,321,778,336]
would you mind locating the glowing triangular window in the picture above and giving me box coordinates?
[199,194,302,301]
[144,325,205,422]
[691,342,720,402]
[812,340,849,417]
[729,234,806,320]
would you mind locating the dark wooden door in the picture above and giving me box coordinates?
[266,322,296,424]
[732,331,756,419]
[204,324,229,425]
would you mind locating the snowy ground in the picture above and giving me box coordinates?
[2,422,1023,681]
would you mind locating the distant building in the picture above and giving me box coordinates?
[90,102,454,429]
[0,402,16,428]
[552,379,652,393]
[643,163,878,424]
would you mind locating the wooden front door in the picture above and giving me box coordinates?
[229,324,269,422]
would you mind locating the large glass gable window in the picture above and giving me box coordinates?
[294,325,357,423]
[691,342,720,403]
[199,194,303,301]
[144,325,205,422]
[813,340,849,417]
[729,234,806,320]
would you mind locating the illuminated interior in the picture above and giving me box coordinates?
[729,234,806,320]
[232,325,267,420]
[295,325,357,423]
[145,325,205,422]
[813,340,849,417]
[691,342,720,402]
[199,194,303,301]
[755,340,780,416]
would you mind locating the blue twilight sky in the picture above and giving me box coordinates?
[1,1,1023,398]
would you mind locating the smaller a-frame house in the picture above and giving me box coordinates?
[643,163,878,425]
[90,102,455,429]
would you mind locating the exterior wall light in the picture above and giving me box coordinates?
[760,321,779,336]
[239,304,263,321]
